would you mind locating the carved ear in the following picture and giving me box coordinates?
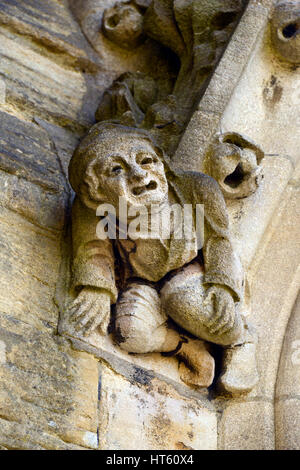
[84,160,106,204]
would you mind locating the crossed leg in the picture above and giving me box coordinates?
[114,283,180,353]
[115,262,258,394]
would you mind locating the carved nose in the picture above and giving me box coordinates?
[130,165,147,180]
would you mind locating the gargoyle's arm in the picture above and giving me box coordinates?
[193,174,244,302]
[71,197,118,303]
[170,170,244,301]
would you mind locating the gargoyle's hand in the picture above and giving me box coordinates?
[67,287,111,337]
[205,285,236,336]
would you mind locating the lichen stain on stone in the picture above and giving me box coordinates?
[132,366,154,386]
[263,75,283,110]
[175,441,194,450]
[148,412,172,448]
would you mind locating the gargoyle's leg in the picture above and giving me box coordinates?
[114,282,215,387]
[160,263,248,346]
[161,263,259,395]
[115,283,181,354]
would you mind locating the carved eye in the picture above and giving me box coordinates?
[111,165,123,175]
[107,14,120,28]
[141,157,152,165]
[281,22,298,39]
[140,156,157,165]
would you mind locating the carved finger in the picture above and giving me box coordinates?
[82,320,99,337]
[73,307,95,330]
[213,308,232,334]
[228,308,236,330]
[207,299,227,329]
[211,303,235,335]
[205,291,223,328]
[83,314,105,337]
[75,311,96,330]
[68,295,90,314]
[75,302,100,329]
[98,311,111,336]
[215,310,235,336]
[67,292,88,310]
[68,305,83,320]
[66,302,80,316]
[209,303,229,334]
[69,299,93,321]
[72,304,94,329]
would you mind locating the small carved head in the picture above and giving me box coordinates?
[210,133,264,199]
[69,123,168,210]
[271,1,300,64]
[102,1,145,50]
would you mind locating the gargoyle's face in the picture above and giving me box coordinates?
[94,136,168,211]
[102,3,145,50]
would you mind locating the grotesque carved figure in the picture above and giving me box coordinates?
[271,0,300,64]
[67,122,259,395]
[102,1,146,50]
[209,133,264,199]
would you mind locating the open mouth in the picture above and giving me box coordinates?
[132,181,157,196]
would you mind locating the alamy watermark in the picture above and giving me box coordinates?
[95,197,204,248]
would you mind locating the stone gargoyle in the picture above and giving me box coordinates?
[66,121,259,395]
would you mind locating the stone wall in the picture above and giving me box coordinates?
[0,0,299,450]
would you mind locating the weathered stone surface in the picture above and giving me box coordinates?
[0,0,100,71]
[0,111,71,331]
[60,326,211,397]
[0,28,99,131]
[275,399,300,450]
[0,206,63,330]
[228,155,293,268]
[98,362,217,450]
[0,77,5,105]
[219,400,275,450]
[174,1,273,171]
[247,178,300,401]
[0,315,99,449]
[275,292,300,449]
[0,111,65,192]
[69,0,177,79]
[276,292,300,399]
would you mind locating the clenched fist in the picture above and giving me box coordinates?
[67,287,111,337]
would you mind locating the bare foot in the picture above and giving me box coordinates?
[177,339,215,388]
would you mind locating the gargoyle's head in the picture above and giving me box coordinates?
[271,1,300,64]
[102,1,146,50]
[209,132,264,199]
[69,122,169,211]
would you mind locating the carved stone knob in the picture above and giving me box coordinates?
[102,2,145,50]
[271,1,300,64]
